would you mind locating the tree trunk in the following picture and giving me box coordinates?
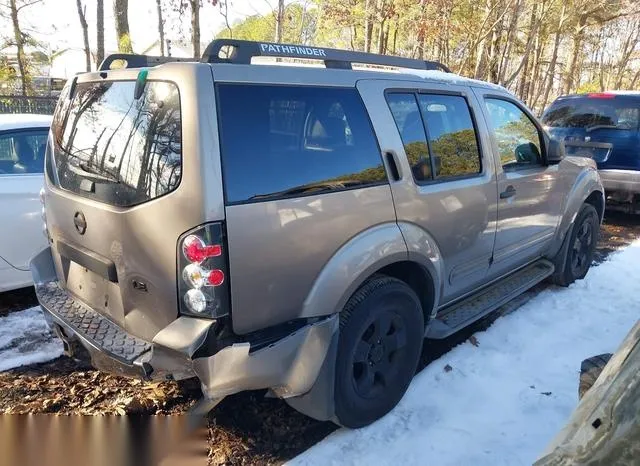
[497,0,520,84]
[114,0,132,53]
[76,0,91,71]
[377,19,386,54]
[9,0,32,95]
[540,4,564,109]
[275,0,284,43]
[191,0,200,58]
[156,0,165,56]
[564,16,586,94]
[364,0,373,52]
[96,0,105,65]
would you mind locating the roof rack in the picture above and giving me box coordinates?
[201,39,451,73]
[98,53,193,71]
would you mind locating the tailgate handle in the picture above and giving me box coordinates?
[57,241,118,283]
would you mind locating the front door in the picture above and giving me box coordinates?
[358,80,498,304]
[474,91,564,278]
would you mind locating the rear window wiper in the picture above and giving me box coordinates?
[585,124,619,133]
[248,180,368,201]
[69,161,120,184]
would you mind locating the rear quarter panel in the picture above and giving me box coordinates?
[225,186,398,334]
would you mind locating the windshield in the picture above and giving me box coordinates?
[50,80,182,207]
[542,96,640,131]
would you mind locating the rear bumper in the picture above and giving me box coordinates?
[599,169,640,194]
[31,247,338,400]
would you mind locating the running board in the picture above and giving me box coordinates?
[427,260,554,339]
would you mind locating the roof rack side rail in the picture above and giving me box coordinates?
[98,53,194,71]
[201,39,451,73]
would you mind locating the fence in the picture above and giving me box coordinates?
[0,95,59,115]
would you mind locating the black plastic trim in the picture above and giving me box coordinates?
[57,240,118,283]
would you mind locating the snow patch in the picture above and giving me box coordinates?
[0,307,63,372]
[290,241,640,466]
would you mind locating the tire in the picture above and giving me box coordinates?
[552,204,599,287]
[579,353,612,399]
[334,276,424,428]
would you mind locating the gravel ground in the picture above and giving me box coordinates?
[0,211,639,465]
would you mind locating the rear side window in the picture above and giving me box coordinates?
[542,97,640,130]
[386,92,481,182]
[217,84,386,204]
[0,129,48,175]
[51,80,182,207]
[418,95,481,179]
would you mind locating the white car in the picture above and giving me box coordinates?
[0,114,51,292]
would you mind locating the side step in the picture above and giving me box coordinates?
[427,259,554,339]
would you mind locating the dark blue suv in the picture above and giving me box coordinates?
[542,92,640,210]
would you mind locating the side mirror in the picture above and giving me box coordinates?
[547,138,565,164]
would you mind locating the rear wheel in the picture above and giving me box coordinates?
[334,276,424,428]
[552,204,599,287]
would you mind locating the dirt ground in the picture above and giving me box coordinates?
[1,211,639,465]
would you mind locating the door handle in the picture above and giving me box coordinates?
[500,185,516,199]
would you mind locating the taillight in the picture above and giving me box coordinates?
[587,93,615,99]
[177,223,230,319]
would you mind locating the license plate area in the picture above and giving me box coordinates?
[64,261,125,326]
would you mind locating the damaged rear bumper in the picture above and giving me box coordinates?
[30,247,338,401]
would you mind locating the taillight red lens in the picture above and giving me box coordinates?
[182,235,222,263]
[207,269,225,286]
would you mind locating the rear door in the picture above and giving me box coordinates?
[542,94,640,169]
[475,90,563,277]
[215,77,396,334]
[358,79,498,304]
[0,127,48,271]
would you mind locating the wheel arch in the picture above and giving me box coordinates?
[550,167,604,259]
[299,222,443,325]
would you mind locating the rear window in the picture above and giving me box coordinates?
[217,84,386,204]
[542,96,640,130]
[51,80,181,207]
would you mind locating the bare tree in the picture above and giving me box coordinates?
[75,0,91,71]
[219,0,232,39]
[114,0,133,53]
[8,0,42,95]
[156,0,165,55]
[275,0,285,42]
[190,0,200,57]
[96,0,105,65]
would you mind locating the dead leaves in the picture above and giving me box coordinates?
[0,359,200,415]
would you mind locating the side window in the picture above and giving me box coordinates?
[485,98,543,170]
[386,93,431,181]
[616,107,640,130]
[418,94,481,178]
[0,130,48,175]
[217,85,386,203]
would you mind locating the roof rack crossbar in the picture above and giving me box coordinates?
[98,53,193,71]
[200,39,451,73]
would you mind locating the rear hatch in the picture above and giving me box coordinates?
[542,93,640,170]
[44,65,218,341]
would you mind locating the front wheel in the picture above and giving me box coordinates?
[552,204,599,287]
[334,276,424,428]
